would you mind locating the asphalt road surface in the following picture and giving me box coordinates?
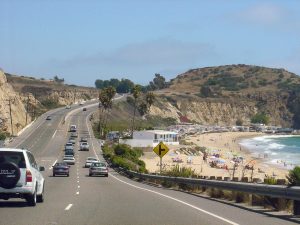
[0,100,299,225]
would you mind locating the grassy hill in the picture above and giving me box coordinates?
[149,64,300,128]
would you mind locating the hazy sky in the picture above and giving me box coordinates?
[1,0,300,87]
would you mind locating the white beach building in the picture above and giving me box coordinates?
[119,130,179,148]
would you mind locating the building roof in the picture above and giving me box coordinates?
[135,130,178,135]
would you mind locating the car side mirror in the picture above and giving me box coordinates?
[39,166,45,171]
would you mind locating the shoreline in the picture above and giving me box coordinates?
[141,132,290,181]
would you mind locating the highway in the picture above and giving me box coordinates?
[0,100,299,225]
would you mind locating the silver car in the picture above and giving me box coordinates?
[89,162,108,177]
[63,156,75,165]
[84,157,98,168]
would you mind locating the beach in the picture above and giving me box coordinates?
[141,132,289,181]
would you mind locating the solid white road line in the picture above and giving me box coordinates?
[52,159,58,167]
[65,204,73,211]
[110,174,239,225]
[51,129,57,139]
[76,192,79,195]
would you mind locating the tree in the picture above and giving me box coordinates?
[251,113,270,124]
[236,118,243,126]
[131,85,141,137]
[117,79,134,93]
[145,92,155,111]
[95,79,104,89]
[98,86,116,137]
[53,75,64,83]
[287,166,300,186]
[153,73,167,89]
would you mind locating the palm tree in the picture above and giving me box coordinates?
[131,85,141,137]
[98,86,116,137]
[145,92,155,111]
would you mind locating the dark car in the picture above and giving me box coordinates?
[46,116,52,120]
[52,162,70,177]
[83,107,87,111]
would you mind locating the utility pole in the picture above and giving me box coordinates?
[73,89,77,104]
[7,99,14,136]
[25,94,29,125]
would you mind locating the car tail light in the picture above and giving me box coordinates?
[26,170,32,182]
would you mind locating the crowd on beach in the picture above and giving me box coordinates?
[141,132,289,181]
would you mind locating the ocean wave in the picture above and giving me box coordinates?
[267,143,285,150]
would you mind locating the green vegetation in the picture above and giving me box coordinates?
[286,166,300,186]
[163,165,197,178]
[251,113,269,124]
[236,118,243,126]
[0,131,7,140]
[40,98,61,109]
[264,176,277,185]
[102,144,147,173]
[204,74,248,91]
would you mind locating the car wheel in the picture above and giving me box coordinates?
[53,173,55,177]
[26,189,37,206]
[67,174,69,177]
[105,174,108,177]
[89,173,92,177]
[37,184,44,203]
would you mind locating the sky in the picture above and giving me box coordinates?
[1,0,300,87]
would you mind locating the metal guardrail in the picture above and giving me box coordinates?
[124,170,300,201]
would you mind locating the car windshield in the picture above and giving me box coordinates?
[87,158,97,161]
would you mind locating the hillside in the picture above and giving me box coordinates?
[149,65,300,128]
[0,70,98,136]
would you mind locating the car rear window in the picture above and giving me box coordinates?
[93,163,106,167]
[0,151,26,168]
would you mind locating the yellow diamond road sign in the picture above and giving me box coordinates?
[153,142,169,158]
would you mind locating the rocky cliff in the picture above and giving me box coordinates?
[0,70,98,136]
[0,70,30,135]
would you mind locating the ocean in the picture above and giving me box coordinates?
[240,135,300,169]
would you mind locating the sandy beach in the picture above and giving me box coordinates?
[141,132,289,181]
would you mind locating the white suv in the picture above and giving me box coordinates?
[0,148,45,206]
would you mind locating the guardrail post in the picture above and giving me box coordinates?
[294,201,300,215]
[275,179,287,211]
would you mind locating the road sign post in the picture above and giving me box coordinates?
[153,142,169,174]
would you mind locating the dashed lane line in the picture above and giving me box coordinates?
[65,204,73,211]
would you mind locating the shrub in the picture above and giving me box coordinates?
[164,165,197,178]
[236,118,243,126]
[0,132,7,140]
[287,166,300,186]
[264,176,277,185]
[251,113,269,124]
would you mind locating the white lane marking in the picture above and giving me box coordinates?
[110,174,239,225]
[77,180,80,183]
[52,129,57,139]
[52,160,58,167]
[78,185,80,188]
[77,176,79,179]
[76,192,79,195]
[49,159,58,170]
[65,204,73,211]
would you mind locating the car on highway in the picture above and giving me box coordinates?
[65,142,74,151]
[63,156,75,165]
[80,142,89,151]
[68,138,76,145]
[46,115,52,120]
[65,105,71,109]
[83,107,87,111]
[69,125,77,132]
[84,157,98,168]
[52,162,70,177]
[0,148,45,206]
[70,132,78,138]
[89,162,108,177]
[65,149,74,156]
[80,136,88,143]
